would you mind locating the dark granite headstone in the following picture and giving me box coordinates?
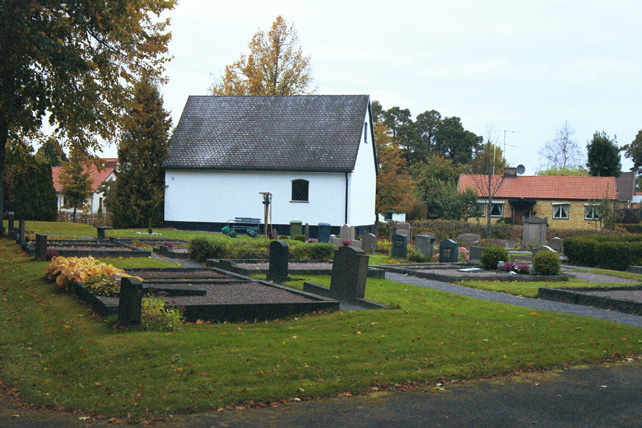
[469,246,483,264]
[415,235,435,258]
[439,239,459,263]
[330,246,369,299]
[119,277,143,327]
[361,233,377,254]
[391,234,408,258]
[318,223,331,243]
[16,220,25,244]
[97,226,112,240]
[290,221,303,237]
[267,240,290,282]
[35,234,48,261]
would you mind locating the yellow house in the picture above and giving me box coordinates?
[457,172,618,230]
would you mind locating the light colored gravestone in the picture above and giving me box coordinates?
[415,235,435,258]
[340,224,355,241]
[439,239,459,263]
[457,233,481,248]
[267,240,290,283]
[548,237,563,253]
[330,246,369,299]
[350,240,362,250]
[329,234,342,248]
[361,233,377,254]
[391,234,408,258]
[391,222,412,239]
[304,223,310,240]
[523,216,547,248]
[470,246,483,264]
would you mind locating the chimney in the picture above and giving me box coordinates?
[503,167,517,177]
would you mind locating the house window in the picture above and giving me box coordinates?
[552,203,570,220]
[584,204,599,220]
[291,179,309,202]
[384,212,393,221]
[364,123,368,144]
[489,203,503,217]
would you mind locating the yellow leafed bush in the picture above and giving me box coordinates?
[44,256,141,291]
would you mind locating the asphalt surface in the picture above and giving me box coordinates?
[2,266,642,427]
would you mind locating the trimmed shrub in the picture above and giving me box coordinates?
[480,245,509,271]
[303,242,334,260]
[533,251,561,275]
[407,250,430,263]
[593,241,642,271]
[293,234,307,242]
[564,234,642,269]
[189,237,228,262]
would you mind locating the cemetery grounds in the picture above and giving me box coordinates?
[0,221,641,423]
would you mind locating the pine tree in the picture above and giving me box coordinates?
[113,78,172,229]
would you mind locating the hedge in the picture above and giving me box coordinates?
[189,236,334,262]
[564,235,642,270]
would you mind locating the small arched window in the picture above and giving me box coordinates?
[291,179,309,202]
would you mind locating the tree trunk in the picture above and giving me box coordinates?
[73,206,77,223]
[0,121,7,236]
[486,174,492,239]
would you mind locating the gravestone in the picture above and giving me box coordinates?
[35,234,48,261]
[304,223,310,240]
[457,233,481,248]
[439,239,459,263]
[7,212,15,239]
[532,245,556,258]
[16,220,25,244]
[340,224,355,241]
[361,233,377,254]
[329,234,342,248]
[318,223,331,243]
[523,216,547,248]
[330,246,369,299]
[390,222,412,239]
[350,239,362,250]
[267,240,290,283]
[548,237,563,253]
[391,234,408,258]
[97,226,112,241]
[118,277,143,327]
[469,246,483,264]
[290,221,303,237]
[415,235,435,258]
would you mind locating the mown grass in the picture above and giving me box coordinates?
[1,238,641,422]
[455,278,639,298]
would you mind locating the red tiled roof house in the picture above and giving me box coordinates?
[52,158,117,214]
[457,171,618,229]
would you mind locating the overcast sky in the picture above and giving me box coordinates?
[103,0,642,174]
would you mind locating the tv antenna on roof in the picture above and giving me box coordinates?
[498,130,519,154]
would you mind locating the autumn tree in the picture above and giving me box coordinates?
[539,121,584,169]
[212,16,314,95]
[0,0,176,233]
[112,78,172,229]
[375,122,417,217]
[59,150,93,223]
[586,131,621,177]
[537,166,589,176]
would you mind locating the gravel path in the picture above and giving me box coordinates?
[385,272,642,328]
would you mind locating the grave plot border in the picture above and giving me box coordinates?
[50,241,152,258]
[538,285,642,316]
[206,259,386,278]
[376,264,570,283]
[70,267,340,323]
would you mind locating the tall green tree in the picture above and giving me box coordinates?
[586,131,621,177]
[3,137,56,221]
[112,78,172,229]
[59,150,93,223]
[212,16,314,95]
[622,129,642,188]
[35,137,67,167]
[0,0,176,232]
[433,116,483,165]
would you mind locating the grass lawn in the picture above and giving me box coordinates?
[1,237,641,422]
[455,278,639,298]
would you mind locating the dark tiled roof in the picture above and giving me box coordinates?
[163,95,371,172]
